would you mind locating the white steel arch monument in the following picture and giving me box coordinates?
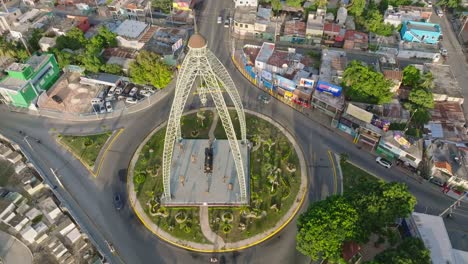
[162,33,248,204]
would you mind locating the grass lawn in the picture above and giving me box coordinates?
[134,110,301,244]
[341,161,379,193]
[180,110,214,139]
[59,132,112,168]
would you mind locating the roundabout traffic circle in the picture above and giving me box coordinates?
[127,109,307,252]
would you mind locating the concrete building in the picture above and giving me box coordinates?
[233,0,257,8]
[50,15,90,36]
[306,9,325,43]
[424,64,463,104]
[400,21,442,44]
[406,212,468,264]
[338,103,383,149]
[397,41,441,62]
[376,130,423,168]
[280,20,306,44]
[384,5,432,26]
[0,8,22,34]
[336,6,347,25]
[233,7,257,36]
[343,30,368,50]
[38,197,62,224]
[0,54,60,108]
[254,7,276,41]
[322,23,344,45]
[38,37,56,52]
[426,140,468,189]
[143,26,189,65]
[112,20,152,50]
[107,0,149,20]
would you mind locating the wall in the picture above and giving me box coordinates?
[8,84,37,107]
[116,36,145,50]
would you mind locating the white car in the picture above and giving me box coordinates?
[105,101,113,113]
[376,157,392,168]
[129,87,138,97]
[115,87,123,95]
[436,7,443,17]
[126,97,138,104]
[217,16,222,24]
[99,104,106,114]
[140,90,152,97]
[224,19,230,28]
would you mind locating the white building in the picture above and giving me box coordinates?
[233,7,257,36]
[306,8,325,41]
[233,0,258,8]
[336,7,347,25]
[112,20,150,50]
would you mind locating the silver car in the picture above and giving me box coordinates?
[376,157,392,168]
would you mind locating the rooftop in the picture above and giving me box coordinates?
[307,11,325,31]
[234,6,257,24]
[424,122,468,142]
[256,42,275,63]
[319,49,346,84]
[256,7,271,24]
[284,20,306,37]
[382,130,423,159]
[383,69,403,81]
[430,102,466,125]
[113,20,149,39]
[267,50,290,68]
[344,30,368,43]
[243,45,261,65]
[405,21,441,33]
[428,140,468,181]
[411,212,455,264]
[424,63,462,99]
[312,90,345,110]
[323,23,341,33]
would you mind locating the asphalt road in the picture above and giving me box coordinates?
[0,0,468,263]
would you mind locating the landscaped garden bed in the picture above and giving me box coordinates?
[58,132,113,168]
[133,110,302,244]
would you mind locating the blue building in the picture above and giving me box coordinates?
[400,21,442,44]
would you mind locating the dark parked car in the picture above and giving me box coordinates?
[113,194,123,210]
[52,95,63,103]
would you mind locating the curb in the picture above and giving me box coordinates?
[126,108,308,253]
[55,129,124,177]
[94,128,124,177]
[327,150,339,195]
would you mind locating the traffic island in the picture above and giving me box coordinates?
[56,129,123,176]
[128,109,307,252]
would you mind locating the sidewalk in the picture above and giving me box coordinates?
[126,108,308,252]
[0,230,33,264]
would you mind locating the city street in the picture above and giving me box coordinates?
[0,0,468,263]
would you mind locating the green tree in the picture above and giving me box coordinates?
[97,26,117,48]
[152,0,172,13]
[28,29,44,52]
[346,181,416,242]
[371,237,431,264]
[79,52,103,73]
[296,196,359,262]
[271,0,282,13]
[409,88,434,109]
[129,51,173,89]
[402,65,421,87]
[50,48,77,68]
[343,61,393,104]
[55,28,87,50]
[437,0,460,8]
[101,63,122,74]
[286,0,303,8]
[348,0,366,16]
[412,109,431,126]
[362,9,394,36]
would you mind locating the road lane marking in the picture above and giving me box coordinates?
[328,150,338,195]
[94,128,124,177]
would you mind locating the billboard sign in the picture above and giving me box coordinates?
[299,78,314,88]
[172,38,183,52]
[261,70,272,81]
[316,81,342,97]
[276,75,296,91]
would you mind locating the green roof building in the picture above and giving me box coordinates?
[0,54,60,108]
